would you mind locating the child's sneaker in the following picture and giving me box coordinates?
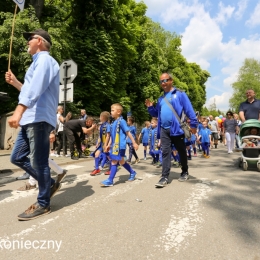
[128,171,136,181]
[151,160,156,165]
[205,155,210,159]
[104,170,110,175]
[193,153,197,157]
[103,164,109,169]
[90,169,100,176]
[156,163,162,168]
[117,166,121,172]
[173,162,181,168]
[100,179,113,187]
[187,156,192,160]
[144,157,147,161]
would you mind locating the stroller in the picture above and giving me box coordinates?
[237,119,260,171]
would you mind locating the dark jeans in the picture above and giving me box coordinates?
[64,127,82,155]
[161,127,188,178]
[56,131,64,155]
[10,122,55,207]
[127,143,138,162]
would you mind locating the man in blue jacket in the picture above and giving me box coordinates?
[145,73,198,187]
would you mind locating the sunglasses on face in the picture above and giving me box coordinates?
[159,78,171,84]
[27,36,38,42]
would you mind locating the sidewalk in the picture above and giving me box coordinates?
[0,148,95,174]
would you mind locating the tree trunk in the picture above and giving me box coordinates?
[30,0,45,19]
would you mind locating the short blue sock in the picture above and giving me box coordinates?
[144,150,147,157]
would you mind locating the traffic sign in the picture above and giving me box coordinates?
[59,84,74,103]
[59,59,77,85]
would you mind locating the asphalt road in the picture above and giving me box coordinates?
[0,145,260,259]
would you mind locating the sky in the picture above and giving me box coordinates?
[136,0,260,111]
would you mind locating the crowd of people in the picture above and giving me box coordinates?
[4,28,260,221]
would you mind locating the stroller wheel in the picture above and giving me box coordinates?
[238,160,242,168]
[242,161,248,171]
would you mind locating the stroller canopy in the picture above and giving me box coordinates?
[239,119,260,138]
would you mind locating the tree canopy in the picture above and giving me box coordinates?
[229,58,260,111]
[0,0,210,122]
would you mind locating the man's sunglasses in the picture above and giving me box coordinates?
[27,36,38,42]
[159,78,171,84]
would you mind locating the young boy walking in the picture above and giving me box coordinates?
[126,117,140,164]
[100,103,138,187]
[90,111,111,176]
[138,121,151,160]
[149,118,160,165]
[198,121,212,158]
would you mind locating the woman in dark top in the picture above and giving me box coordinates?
[223,111,239,154]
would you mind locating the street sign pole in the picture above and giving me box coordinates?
[59,59,77,157]
[62,62,71,156]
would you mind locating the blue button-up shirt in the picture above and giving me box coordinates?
[19,51,60,127]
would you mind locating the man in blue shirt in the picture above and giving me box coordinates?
[145,73,198,187]
[5,29,60,220]
[239,89,260,122]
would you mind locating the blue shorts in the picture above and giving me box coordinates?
[109,149,126,161]
[142,143,148,147]
[185,141,191,146]
[171,144,177,151]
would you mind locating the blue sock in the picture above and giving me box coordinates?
[188,149,191,157]
[101,153,107,168]
[108,165,117,182]
[176,154,180,162]
[94,157,100,169]
[155,154,159,162]
[122,162,134,173]
[144,150,147,158]
[107,160,111,170]
[206,147,209,156]
[193,147,197,154]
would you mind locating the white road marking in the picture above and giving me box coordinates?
[64,165,84,170]
[0,217,59,241]
[0,173,156,241]
[153,179,220,254]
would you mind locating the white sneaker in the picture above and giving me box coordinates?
[144,157,147,161]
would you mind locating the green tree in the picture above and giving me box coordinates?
[0,0,210,121]
[229,58,260,111]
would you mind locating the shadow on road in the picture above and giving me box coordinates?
[0,189,13,202]
[51,180,94,211]
[205,165,260,244]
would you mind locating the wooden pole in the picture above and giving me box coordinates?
[8,4,18,71]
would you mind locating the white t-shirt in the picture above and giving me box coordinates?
[57,113,63,132]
